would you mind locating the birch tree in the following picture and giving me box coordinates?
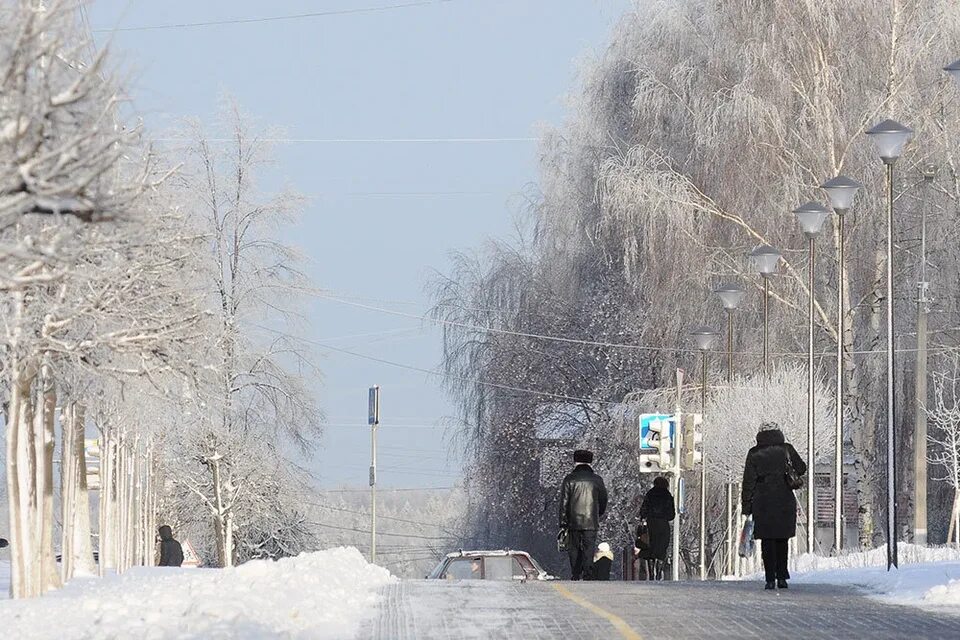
[167,103,322,567]
[927,353,960,543]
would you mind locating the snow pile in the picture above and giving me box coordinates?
[0,559,9,600]
[0,547,395,639]
[789,543,960,574]
[924,579,960,606]
[743,544,960,610]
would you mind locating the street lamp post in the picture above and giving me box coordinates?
[794,202,832,554]
[714,284,746,382]
[913,164,936,546]
[712,284,744,577]
[691,325,719,581]
[821,174,863,554]
[866,118,913,570]
[749,245,782,376]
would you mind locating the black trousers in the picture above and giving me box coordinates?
[761,538,790,582]
[567,529,597,580]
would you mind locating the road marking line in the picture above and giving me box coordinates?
[551,583,643,640]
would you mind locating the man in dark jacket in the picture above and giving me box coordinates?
[158,525,184,567]
[637,476,675,580]
[559,449,608,580]
[741,423,807,589]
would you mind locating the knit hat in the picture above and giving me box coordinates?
[573,449,594,464]
[758,421,780,433]
[594,542,613,562]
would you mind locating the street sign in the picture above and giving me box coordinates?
[368,385,380,426]
[639,414,675,450]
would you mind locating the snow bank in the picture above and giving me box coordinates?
[0,559,9,600]
[0,547,396,639]
[744,543,960,611]
[924,579,960,606]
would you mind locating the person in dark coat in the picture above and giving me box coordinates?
[741,422,807,590]
[158,525,184,567]
[637,476,675,580]
[559,449,608,580]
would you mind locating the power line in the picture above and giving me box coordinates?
[94,1,463,33]
[323,423,453,429]
[316,292,953,359]
[314,486,455,493]
[153,137,537,144]
[309,502,456,530]
[308,521,455,541]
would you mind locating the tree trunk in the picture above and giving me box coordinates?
[61,402,95,579]
[5,360,32,598]
[98,426,116,576]
[210,454,231,567]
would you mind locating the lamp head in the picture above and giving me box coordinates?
[714,283,746,311]
[865,119,913,164]
[820,175,863,214]
[749,244,781,277]
[945,59,960,87]
[690,325,719,351]
[793,201,831,238]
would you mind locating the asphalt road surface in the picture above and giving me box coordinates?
[363,579,960,639]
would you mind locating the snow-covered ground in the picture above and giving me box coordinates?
[0,547,396,639]
[748,543,960,611]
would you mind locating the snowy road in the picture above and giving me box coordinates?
[364,579,960,640]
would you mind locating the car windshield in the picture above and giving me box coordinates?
[427,558,448,579]
[525,554,546,576]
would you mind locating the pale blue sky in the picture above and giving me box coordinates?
[87,0,632,488]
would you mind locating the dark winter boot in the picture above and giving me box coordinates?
[777,579,788,589]
[765,581,776,590]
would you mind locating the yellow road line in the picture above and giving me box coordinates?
[551,583,643,640]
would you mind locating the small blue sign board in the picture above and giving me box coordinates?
[639,413,675,450]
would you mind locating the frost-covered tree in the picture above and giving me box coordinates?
[927,353,960,543]
[161,103,322,567]
[0,1,186,597]
[433,0,960,561]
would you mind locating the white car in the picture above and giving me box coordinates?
[427,550,556,582]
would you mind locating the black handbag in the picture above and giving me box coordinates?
[784,446,804,490]
[557,528,570,552]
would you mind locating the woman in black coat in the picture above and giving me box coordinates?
[637,477,675,579]
[741,422,807,590]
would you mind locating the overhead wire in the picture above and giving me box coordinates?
[314,291,954,359]
[152,137,538,144]
[93,1,465,33]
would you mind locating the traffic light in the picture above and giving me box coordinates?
[639,417,673,472]
[683,413,703,469]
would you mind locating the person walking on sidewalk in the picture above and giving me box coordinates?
[637,476,675,580]
[559,449,608,580]
[741,422,807,590]
[158,525,184,567]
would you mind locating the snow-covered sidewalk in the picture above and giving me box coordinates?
[0,547,396,639]
[750,543,960,612]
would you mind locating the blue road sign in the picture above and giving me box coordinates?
[639,413,675,450]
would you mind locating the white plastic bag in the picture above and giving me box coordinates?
[738,517,755,558]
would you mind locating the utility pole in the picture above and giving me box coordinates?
[672,369,683,581]
[368,385,381,564]
[914,164,936,545]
